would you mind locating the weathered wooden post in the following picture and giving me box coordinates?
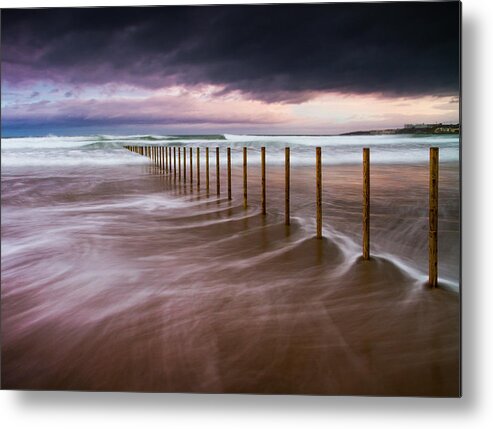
[285,147,290,225]
[196,148,200,190]
[178,147,181,181]
[316,147,322,239]
[216,147,220,196]
[206,147,210,196]
[243,147,248,208]
[173,147,177,180]
[227,147,232,200]
[165,146,169,173]
[183,147,187,183]
[189,147,193,187]
[363,148,370,260]
[429,147,439,287]
[261,147,266,215]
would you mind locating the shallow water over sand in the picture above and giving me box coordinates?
[1,135,460,395]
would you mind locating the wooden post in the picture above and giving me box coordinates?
[316,147,322,239]
[165,146,169,173]
[178,147,181,181]
[173,147,177,180]
[285,147,290,225]
[216,147,220,196]
[206,147,210,195]
[197,148,200,190]
[190,147,193,187]
[363,148,370,259]
[183,147,187,183]
[227,147,232,200]
[261,147,266,215]
[243,147,248,208]
[429,147,439,287]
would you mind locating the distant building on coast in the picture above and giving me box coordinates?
[404,123,460,134]
[404,123,437,129]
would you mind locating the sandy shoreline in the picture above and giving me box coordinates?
[1,159,460,395]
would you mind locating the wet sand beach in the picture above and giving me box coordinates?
[1,136,460,395]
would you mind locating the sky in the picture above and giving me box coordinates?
[1,2,460,137]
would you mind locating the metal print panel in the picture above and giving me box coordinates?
[1,1,461,396]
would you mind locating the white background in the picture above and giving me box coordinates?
[1,0,491,427]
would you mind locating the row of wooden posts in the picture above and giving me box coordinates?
[124,145,440,287]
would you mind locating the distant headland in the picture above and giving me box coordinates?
[340,123,460,136]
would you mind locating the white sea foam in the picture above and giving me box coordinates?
[1,133,459,167]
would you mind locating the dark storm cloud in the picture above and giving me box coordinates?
[1,2,460,101]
